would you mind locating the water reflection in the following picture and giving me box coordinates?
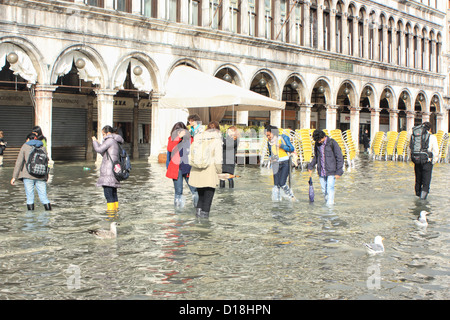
[0,158,448,299]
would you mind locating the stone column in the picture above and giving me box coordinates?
[400,31,406,66]
[406,111,415,133]
[373,22,379,61]
[421,111,431,123]
[241,0,249,35]
[273,0,281,40]
[392,27,398,64]
[435,112,445,132]
[353,18,358,57]
[408,33,414,67]
[382,24,388,62]
[417,36,423,69]
[222,0,231,32]
[330,10,336,52]
[349,107,361,149]
[430,39,436,72]
[132,0,141,15]
[370,107,381,141]
[270,110,282,128]
[105,0,114,10]
[317,4,323,50]
[236,111,249,126]
[363,18,369,59]
[257,0,265,38]
[303,2,311,47]
[342,13,349,55]
[180,0,189,24]
[422,37,429,71]
[299,104,312,129]
[202,0,210,27]
[34,85,57,163]
[325,105,338,130]
[95,89,117,163]
[389,109,399,132]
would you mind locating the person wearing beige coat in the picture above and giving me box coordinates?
[188,122,223,218]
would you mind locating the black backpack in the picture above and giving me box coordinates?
[26,146,49,177]
[106,144,131,181]
[410,125,432,165]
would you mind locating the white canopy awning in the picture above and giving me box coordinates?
[159,66,285,111]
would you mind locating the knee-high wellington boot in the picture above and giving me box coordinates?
[27,204,34,211]
[44,203,52,211]
[420,191,428,200]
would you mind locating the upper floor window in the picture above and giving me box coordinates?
[264,0,273,39]
[166,0,178,22]
[115,0,132,13]
[142,0,157,18]
[188,0,201,26]
[230,0,240,33]
[85,0,104,7]
[248,0,257,36]
[210,0,222,30]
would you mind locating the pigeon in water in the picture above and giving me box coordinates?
[88,222,118,239]
[415,210,430,228]
[364,236,385,255]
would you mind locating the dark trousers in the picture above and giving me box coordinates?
[272,160,290,187]
[414,162,433,195]
[197,187,215,212]
[103,186,118,203]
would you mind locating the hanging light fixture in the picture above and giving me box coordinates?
[7,52,19,64]
[365,88,372,96]
[433,96,438,103]
[318,85,324,94]
[402,92,408,100]
[418,94,424,102]
[343,85,350,95]
[223,69,232,82]
[291,80,299,90]
[75,58,86,69]
[385,91,391,99]
[259,76,267,87]
[133,65,143,76]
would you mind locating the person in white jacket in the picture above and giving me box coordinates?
[413,122,439,200]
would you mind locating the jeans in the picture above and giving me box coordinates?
[414,162,433,195]
[173,170,198,206]
[103,186,118,203]
[272,160,290,187]
[23,178,50,205]
[319,175,336,205]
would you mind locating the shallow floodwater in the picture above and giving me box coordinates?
[0,156,448,300]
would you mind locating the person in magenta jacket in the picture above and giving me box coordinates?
[166,122,198,208]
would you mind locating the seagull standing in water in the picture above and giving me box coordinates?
[415,211,430,228]
[89,222,118,239]
[364,236,385,255]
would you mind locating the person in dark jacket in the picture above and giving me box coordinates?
[0,130,6,167]
[10,133,51,211]
[362,129,370,154]
[308,129,344,205]
[220,126,239,188]
[166,121,198,208]
[92,125,124,214]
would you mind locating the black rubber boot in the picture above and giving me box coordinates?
[228,179,234,188]
[27,204,34,211]
[44,203,52,211]
[199,211,209,218]
[196,208,202,217]
[220,180,225,188]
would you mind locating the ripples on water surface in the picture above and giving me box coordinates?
[0,156,448,300]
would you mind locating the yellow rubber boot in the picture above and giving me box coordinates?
[114,202,119,211]
[107,202,116,213]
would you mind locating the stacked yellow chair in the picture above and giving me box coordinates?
[371,131,386,160]
[395,131,409,161]
[296,129,314,168]
[330,129,349,165]
[385,131,399,161]
[438,132,449,163]
[343,129,357,163]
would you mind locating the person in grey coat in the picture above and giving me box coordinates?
[92,125,124,213]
